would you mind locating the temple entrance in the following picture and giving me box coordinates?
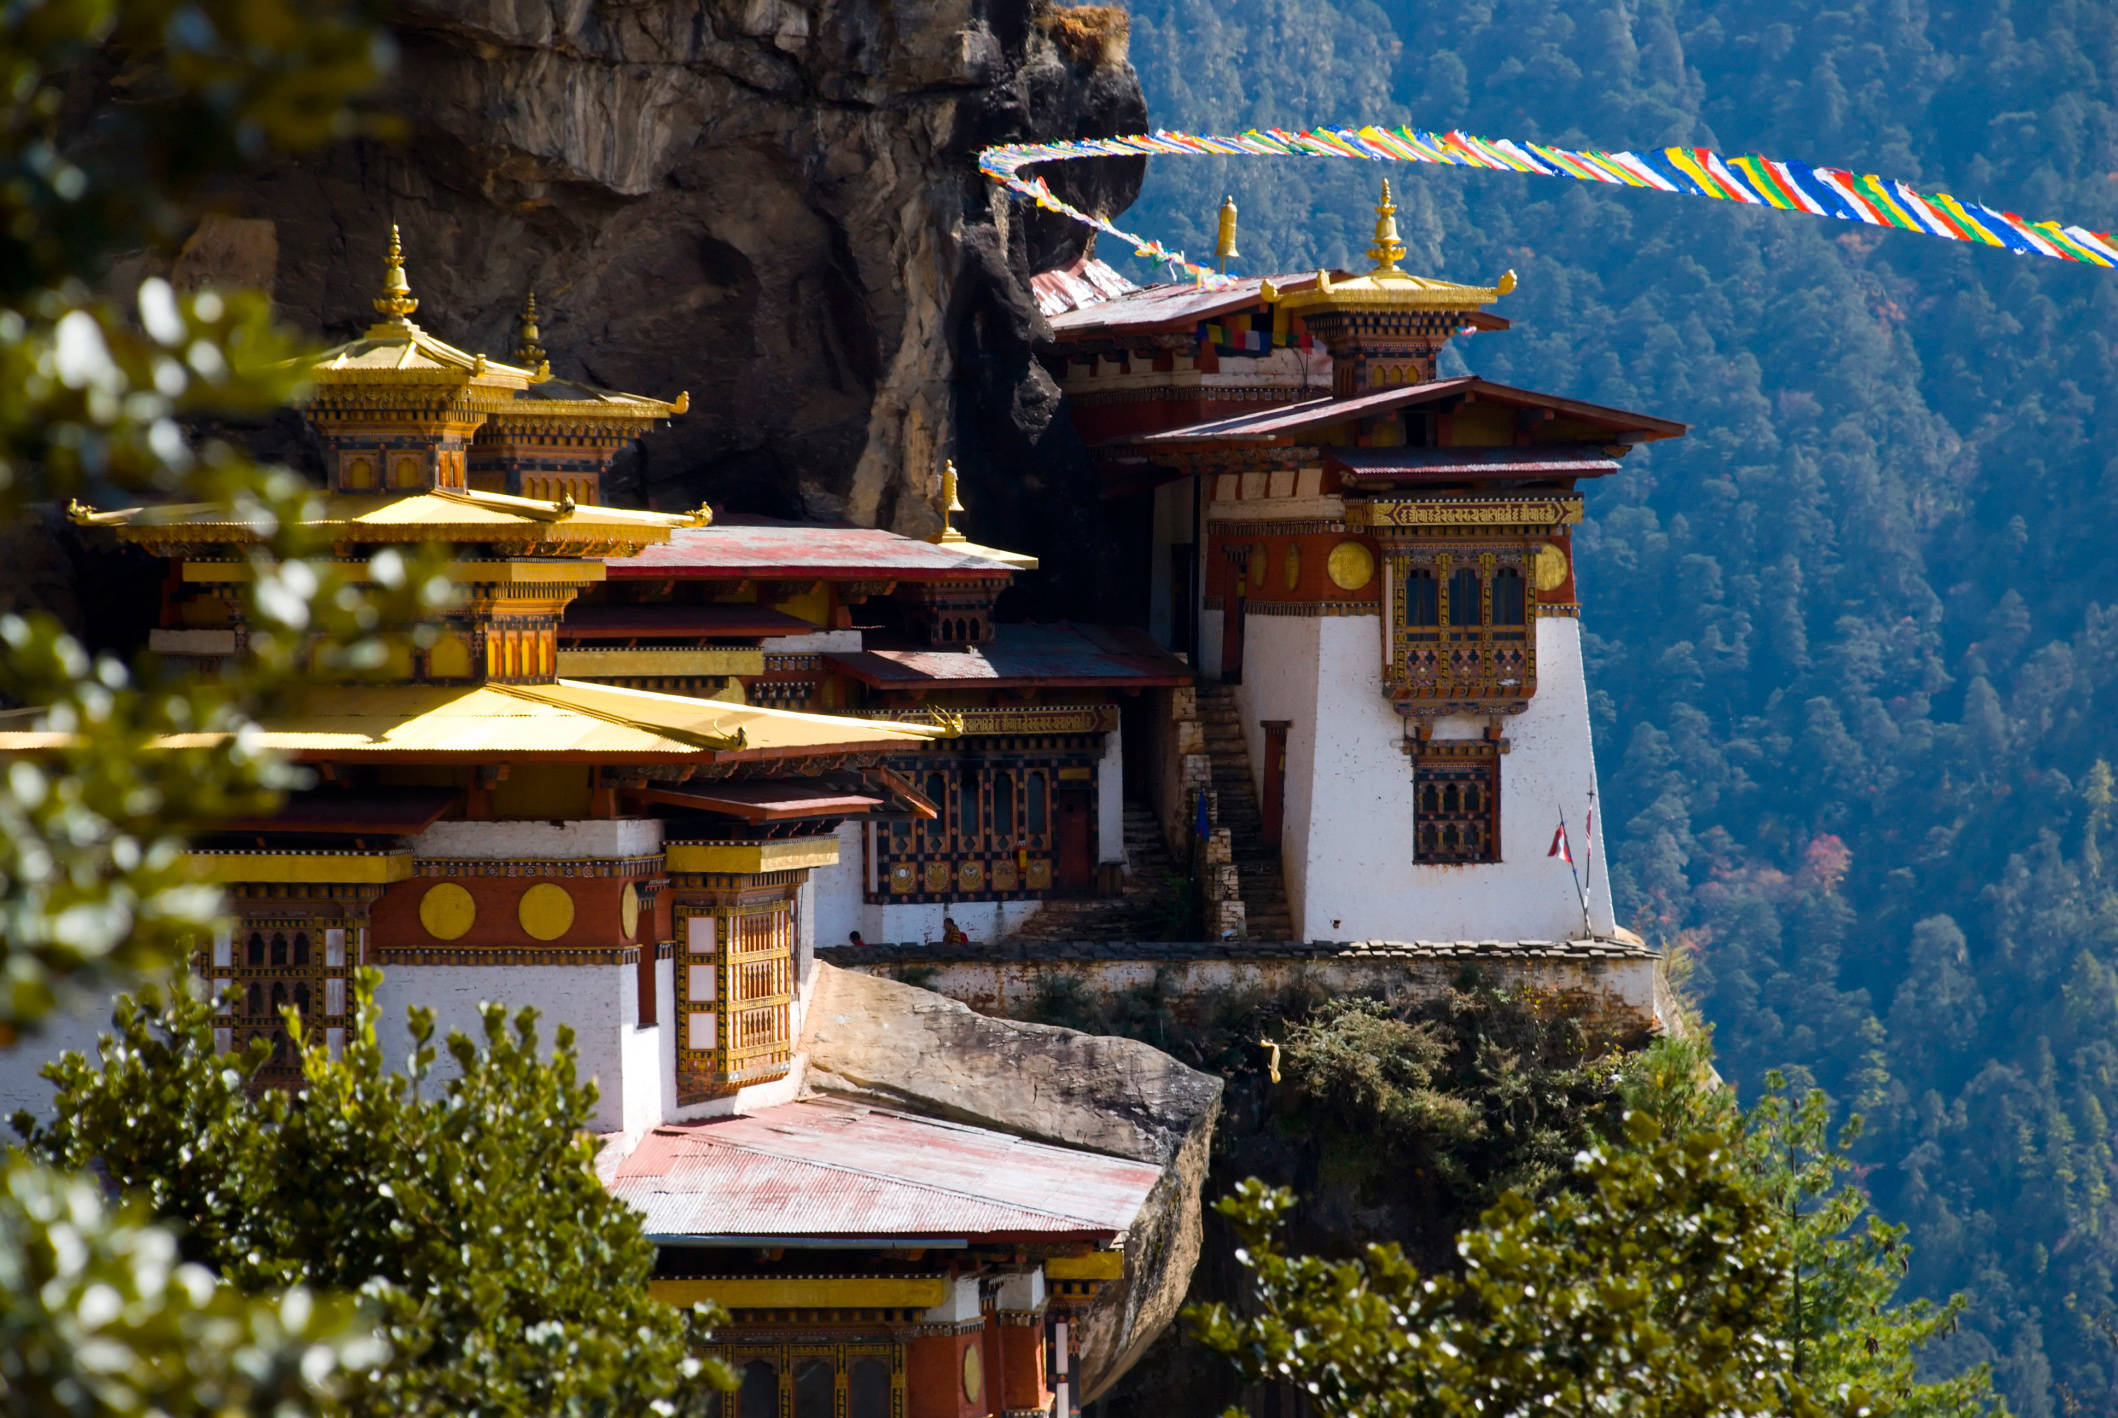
[1054,790,1094,894]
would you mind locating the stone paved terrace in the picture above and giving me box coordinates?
[823,936,1677,1046]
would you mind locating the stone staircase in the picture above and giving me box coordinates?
[1012,801,1185,941]
[1195,684,1296,940]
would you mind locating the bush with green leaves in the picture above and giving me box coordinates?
[19,968,733,1417]
[1191,1067,1999,1418]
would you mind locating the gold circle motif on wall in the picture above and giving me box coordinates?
[518,882,576,942]
[891,863,917,894]
[1326,540,1376,591]
[620,881,640,940]
[418,882,476,941]
[961,1345,983,1403]
[1533,543,1571,592]
[1283,542,1301,590]
[1248,546,1267,594]
[957,860,986,893]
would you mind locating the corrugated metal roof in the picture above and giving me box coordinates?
[1031,257,1141,318]
[1135,375,1687,445]
[1326,445,1623,481]
[828,624,1193,690]
[1046,273,1317,335]
[610,1098,1161,1241]
[609,525,1020,580]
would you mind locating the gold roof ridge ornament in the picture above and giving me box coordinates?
[373,224,419,324]
[1215,195,1240,275]
[931,460,969,545]
[922,458,1038,570]
[1367,179,1405,273]
[515,291,550,374]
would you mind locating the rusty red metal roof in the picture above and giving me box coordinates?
[829,624,1193,690]
[1326,445,1623,482]
[559,603,819,639]
[609,1098,1162,1242]
[609,523,1016,581]
[1134,375,1686,445]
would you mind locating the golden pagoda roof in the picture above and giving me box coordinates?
[1265,180,1515,315]
[0,680,945,764]
[70,488,702,552]
[302,231,684,419]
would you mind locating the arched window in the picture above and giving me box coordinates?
[246,983,263,1017]
[993,772,1015,840]
[794,1360,834,1418]
[849,1359,890,1418]
[738,1361,777,1418]
[247,932,265,966]
[1492,567,1526,625]
[292,932,310,965]
[937,617,952,642]
[270,982,287,1013]
[1028,772,1048,836]
[1405,570,1439,627]
[1447,567,1482,626]
[270,932,288,966]
[293,983,311,1017]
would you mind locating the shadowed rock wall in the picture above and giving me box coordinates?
[196,0,1144,618]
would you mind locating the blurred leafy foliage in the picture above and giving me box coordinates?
[1120,0,2118,1407]
[1191,1068,1999,1417]
[19,969,734,1417]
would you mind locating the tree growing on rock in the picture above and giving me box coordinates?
[1190,1065,2000,1418]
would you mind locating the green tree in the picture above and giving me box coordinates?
[19,969,732,1417]
[1190,1073,1999,1417]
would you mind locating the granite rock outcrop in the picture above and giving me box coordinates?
[798,962,1223,1402]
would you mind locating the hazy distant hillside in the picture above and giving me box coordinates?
[1114,2,2118,1411]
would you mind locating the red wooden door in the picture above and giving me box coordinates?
[1054,790,1094,894]
[1260,720,1290,846]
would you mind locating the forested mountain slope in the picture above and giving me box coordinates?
[1110,2,2118,1411]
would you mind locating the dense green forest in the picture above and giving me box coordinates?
[1108,1,2118,1411]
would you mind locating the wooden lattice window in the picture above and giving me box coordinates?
[1384,546,1538,710]
[870,755,1088,902]
[1413,742,1501,864]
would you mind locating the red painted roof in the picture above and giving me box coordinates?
[1326,445,1624,481]
[558,603,819,639]
[609,524,1016,581]
[829,624,1193,690]
[1046,274,1285,337]
[1133,375,1686,445]
[609,1098,1161,1241]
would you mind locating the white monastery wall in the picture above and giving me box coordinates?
[373,961,646,1134]
[412,818,663,859]
[1098,721,1125,865]
[0,985,130,1122]
[1228,613,1326,935]
[810,821,867,949]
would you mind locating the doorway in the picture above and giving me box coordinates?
[1054,790,1094,894]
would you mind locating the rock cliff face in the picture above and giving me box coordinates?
[799,964,1223,1402]
[209,0,1144,616]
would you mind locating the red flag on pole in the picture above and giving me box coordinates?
[1548,821,1572,863]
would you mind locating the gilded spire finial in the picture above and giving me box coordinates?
[1215,195,1240,274]
[373,224,419,321]
[515,290,548,371]
[1366,180,1406,274]
[931,460,969,545]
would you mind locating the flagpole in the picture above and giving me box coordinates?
[1581,786,1599,935]
[1555,809,1591,938]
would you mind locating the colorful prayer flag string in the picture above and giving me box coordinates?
[978,125,2118,285]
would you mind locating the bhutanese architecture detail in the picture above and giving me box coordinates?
[1042,184,1687,942]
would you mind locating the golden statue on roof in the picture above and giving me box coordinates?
[515,291,548,371]
[1366,180,1406,273]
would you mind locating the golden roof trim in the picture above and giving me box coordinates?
[1264,267,1515,313]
